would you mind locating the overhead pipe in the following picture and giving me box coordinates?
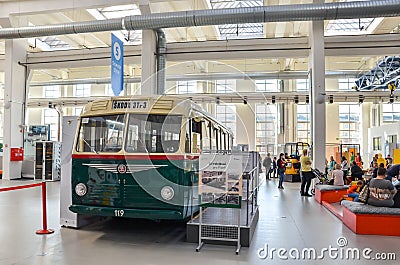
[0,1,400,39]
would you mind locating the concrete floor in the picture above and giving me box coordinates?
[0,177,399,265]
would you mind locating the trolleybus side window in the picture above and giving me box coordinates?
[222,131,226,151]
[191,119,201,153]
[77,114,126,153]
[218,130,222,151]
[218,127,220,150]
[202,120,211,151]
[125,114,182,153]
[211,125,218,151]
[185,119,191,153]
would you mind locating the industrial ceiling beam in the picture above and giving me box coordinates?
[27,70,361,87]
[25,90,400,108]
[20,33,400,70]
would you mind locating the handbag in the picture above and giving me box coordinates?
[358,183,370,203]
[278,167,284,174]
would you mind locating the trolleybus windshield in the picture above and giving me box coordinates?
[76,114,183,153]
[77,114,126,153]
[125,114,182,153]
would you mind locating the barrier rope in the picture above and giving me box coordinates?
[0,182,54,235]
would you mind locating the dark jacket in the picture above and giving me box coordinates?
[372,167,378,178]
[386,164,400,181]
[351,164,363,178]
[277,158,286,173]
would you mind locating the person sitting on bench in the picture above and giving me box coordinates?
[368,167,397,207]
[386,164,400,182]
[350,161,363,182]
[346,180,364,202]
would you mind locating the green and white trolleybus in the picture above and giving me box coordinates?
[69,96,233,220]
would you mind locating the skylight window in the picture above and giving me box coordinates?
[325,18,375,35]
[39,36,71,50]
[97,4,141,19]
[87,4,142,45]
[210,0,264,39]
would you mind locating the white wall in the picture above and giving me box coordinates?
[28,86,43,98]
[368,122,400,157]
[91,84,105,96]
[236,103,256,150]
[26,109,42,125]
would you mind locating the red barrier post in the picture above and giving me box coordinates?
[36,182,54,235]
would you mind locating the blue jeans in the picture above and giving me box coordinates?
[278,171,285,187]
[348,193,359,202]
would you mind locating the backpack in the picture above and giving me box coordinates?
[358,183,370,203]
[342,160,348,170]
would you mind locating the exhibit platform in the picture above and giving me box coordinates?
[186,202,259,247]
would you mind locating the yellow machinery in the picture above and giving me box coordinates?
[393,149,400,164]
[284,142,310,182]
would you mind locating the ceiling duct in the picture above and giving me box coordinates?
[0,1,399,39]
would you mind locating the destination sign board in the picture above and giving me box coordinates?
[112,100,148,110]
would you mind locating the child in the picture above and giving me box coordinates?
[346,180,364,202]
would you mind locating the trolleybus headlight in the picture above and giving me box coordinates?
[161,186,174,201]
[75,183,87,196]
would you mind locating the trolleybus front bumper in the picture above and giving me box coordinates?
[69,205,184,220]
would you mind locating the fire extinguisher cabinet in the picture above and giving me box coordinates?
[35,141,61,181]
[10,148,24,161]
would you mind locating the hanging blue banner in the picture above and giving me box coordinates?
[111,33,124,96]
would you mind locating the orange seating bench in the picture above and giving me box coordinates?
[341,200,400,236]
[314,185,348,204]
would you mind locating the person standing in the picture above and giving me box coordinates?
[263,153,272,180]
[300,149,313,197]
[341,156,349,184]
[376,153,386,168]
[370,154,379,168]
[328,156,336,177]
[355,153,363,167]
[277,153,286,189]
[272,157,277,178]
[258,153,263,175]
[386,155,393,167]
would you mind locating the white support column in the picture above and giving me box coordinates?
[361,103,371,162]
[3,38,28,179]
[139,1,157,95]
[140,31,157,95]
[310,19,326,171]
